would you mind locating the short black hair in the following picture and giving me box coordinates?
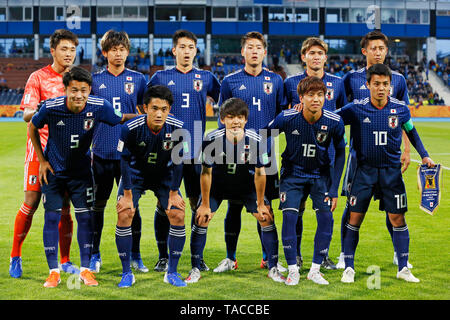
[100,29,131,52]
[50,29,79,49]
[172,29,197,47]
[360,30,388,49]
[144,85,174,106]
[219,98,249,120]
[62,66,92,87]
[366,63,392,83]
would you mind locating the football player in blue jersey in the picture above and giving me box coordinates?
[215,31,288,273]
[89,30,148,274]
[28,66,137,288]
[115,85,189,288]
[336,64,434,283]
[267,77,346,285]
[184,97,285,284]
[284,37,348,271]
[337,30,413,269]
[148,30,220,273]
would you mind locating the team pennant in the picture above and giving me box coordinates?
[417,164,443,215]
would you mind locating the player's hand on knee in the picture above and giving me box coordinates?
[39,160,54,185]
[196,204,211,225]
[116,193,135,216]
[168,191,185,211]
[422,156,435,168]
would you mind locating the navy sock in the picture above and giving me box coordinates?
[167,225,186,274]
[154,206,170,259]
[313,210,333,264]
[282,209,299,266]
[343,223,359,269]
[131,206,142,256]
[296,209,305,257]
[340,202,350,253]
[75,211,93,268]
[115,225,132,273]
[224,203,242,261]
[91,206,104,255]
[190,224,207,269]
[257,222,268,261]
[261,224,279,269]
[393,225,410,271]
[385,212,394,241]
[43,211,61,270]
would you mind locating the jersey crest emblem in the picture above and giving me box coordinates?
[125,82,134,95]
[84,118,94,131]
[162,140,174,150]
[263,82,273,95]
[388,115,398,129]
[193,79,203,92]
[316,131,328,143]
[326,88,334,101]
[240,145,251,163]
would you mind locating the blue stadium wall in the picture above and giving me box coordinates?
[0,20,448,38]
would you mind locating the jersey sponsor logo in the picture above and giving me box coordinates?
[125,82,134,95]
[349,195,357,206]
[138,141,146,147]
[388,115,398,129]
[390,86,394,96]
[291,129,300,135]
[168,80,175,86]
[57,120,65,126]
[193,79,203,92]
[359,84,367,90]
[326,88,334,101]
[316,131,328,143]
[263,82,273,95]
[363,117,371,123]
[280,192,287,203]
[29,175,37,185]
[24,94,31,104]
[99,83,106,89]
[84,118,94,131]
[239,84,246,90]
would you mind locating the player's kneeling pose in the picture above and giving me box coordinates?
[186,97,285,284]
[29,66,137,288]
[267,76,346,285]
[116,85,188,288]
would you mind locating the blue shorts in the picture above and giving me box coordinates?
[117,177,179,212]
[265,172,280,201]
[92,155,121,202]
[279,174,332,214]
[41,172,94,212]
[348,164,407,214]
[182,163,201,199]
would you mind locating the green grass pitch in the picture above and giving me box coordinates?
[0,120,449,300]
